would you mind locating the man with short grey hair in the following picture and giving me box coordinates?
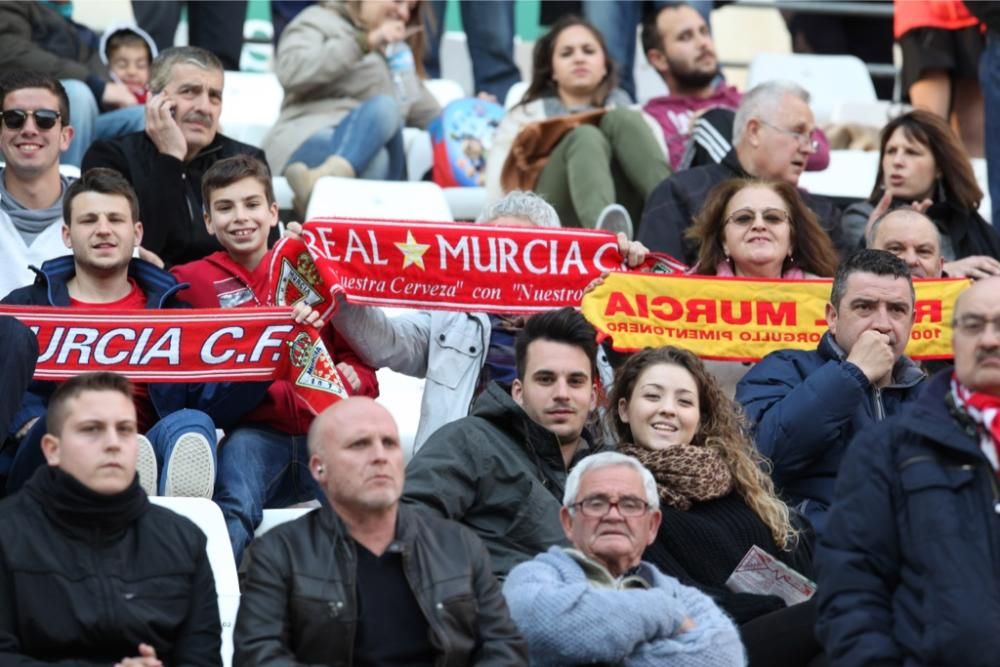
[868,208,946,279]
[639,80,845,264]
[502,451,744,666]
[83,46,268,266]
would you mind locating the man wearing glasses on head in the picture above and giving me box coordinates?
[0,72,79,297]
[502,451,744,666]
[639,80,848,265]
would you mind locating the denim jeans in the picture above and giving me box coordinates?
[3,408,216,496]
[213,426,324,563]
[981,30,1000,228]
[423,0,520,102]
[60,79,146,168]
[284,94,406,180]
[582,0,713,102]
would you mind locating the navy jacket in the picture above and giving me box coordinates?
[2,255,268,435]
[816,370,1000,666]
[736,332,924,534]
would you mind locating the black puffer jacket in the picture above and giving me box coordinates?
[0,467,221,666]
[234,503,528,666]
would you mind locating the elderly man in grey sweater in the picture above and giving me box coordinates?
[502,452,745,666]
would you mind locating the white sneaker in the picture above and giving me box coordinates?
[595,204,634,240]
[162,432,216,498]
[135,434,158,496]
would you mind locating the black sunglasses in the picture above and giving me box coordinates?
[1,109,62,131]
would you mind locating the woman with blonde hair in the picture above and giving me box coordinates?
[609,346,824,667]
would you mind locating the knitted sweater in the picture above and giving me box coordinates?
[503,547,745,667]
[643,491,813,624]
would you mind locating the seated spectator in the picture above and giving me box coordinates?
[172,155,378,563]
[817,276,1000,666]
[84,46,268,267]
[2,168,264,498]
[100,23,158,104]
[267,0,441,216]
[611,347,823,666]
[330,190,647,450]
[0,317,38,485]
[402,307,605,578]
[736,250,926,534]
[0,73,79,296]
[842,109,1000,279]
[485,15,670,238]
[502,451,745,666]
[0,2,145,167]
[685,178,839,393]
[640,81,845,264]
[868,208,946,278]
[0,372,221,666]
[234,397,528,665]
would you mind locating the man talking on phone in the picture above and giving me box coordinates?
[83,46,268,267]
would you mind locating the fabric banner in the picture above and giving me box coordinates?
[268,217,684,314]
[0,306,349,414]
[581,273,969,361]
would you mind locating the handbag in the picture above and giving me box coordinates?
[499,108,607,192]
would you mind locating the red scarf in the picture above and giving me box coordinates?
[950,374,1000,475]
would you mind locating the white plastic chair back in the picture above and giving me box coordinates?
[306,177,454,221]
[219,71,284,148]
[747,54,876,125]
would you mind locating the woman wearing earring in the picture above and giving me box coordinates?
[484,15,670,237]
[842,109,1000,279]
[610,346,825,667]
[684,178,839,395]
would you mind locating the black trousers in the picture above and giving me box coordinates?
[131,0,248,71]
[740,596,827,667]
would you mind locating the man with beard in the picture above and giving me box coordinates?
[83,46,268,266]
[640,2,740,171]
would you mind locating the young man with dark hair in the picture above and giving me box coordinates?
[2,167,263,498]
[737,249,926,534]
[0,372,222,666]
[172,154,377,563]
[402,306,605,578]
[0,72,77,295]
[83,46,269,266]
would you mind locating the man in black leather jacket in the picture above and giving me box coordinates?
[234,397,528,666]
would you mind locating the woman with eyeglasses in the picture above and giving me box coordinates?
[682,178,839,395]
[484,15,670,238]
[842,109,1000,279]
[610,346,826,667]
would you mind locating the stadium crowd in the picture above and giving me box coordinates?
[1,1,1000,666]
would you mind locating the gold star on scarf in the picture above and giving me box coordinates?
[395,230,430,270]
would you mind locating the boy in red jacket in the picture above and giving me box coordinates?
[172,155,378,562]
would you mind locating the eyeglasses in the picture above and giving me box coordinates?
[760,120,819,150]
[952,315,1000,337]
[573,495,650,518]
[0,109,62,131]
[725,207,790,227]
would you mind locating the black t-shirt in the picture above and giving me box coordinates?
[353,541,435,667]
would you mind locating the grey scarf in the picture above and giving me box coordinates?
[0,167,71,244]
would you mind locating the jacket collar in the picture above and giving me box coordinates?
[818,331,925,389]
[30,255,187,307]
[721,149,749,178]
[905,369,985,460]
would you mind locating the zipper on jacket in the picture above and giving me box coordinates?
[873,386,886,421]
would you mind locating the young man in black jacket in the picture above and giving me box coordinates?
[0,372,222,666]
[235,397,528,666]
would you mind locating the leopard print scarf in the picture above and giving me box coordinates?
[618,443,733,511]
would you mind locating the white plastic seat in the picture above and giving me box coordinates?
[219,71,284,148]
[150,497,239,667]
[504,81,529,110]
[443,186,488,221]
[255,507,316,537]
[797,149,879,200]
[306,177,454,221]
[746,54,877,125]
[425,78,466,107]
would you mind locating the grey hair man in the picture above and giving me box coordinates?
[331,190,646,451]
[82,46,269,266]
[639,80,846,263]
[502,451,744,666]
[234,397,527,665]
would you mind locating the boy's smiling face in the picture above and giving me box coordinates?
[204,176,279,270]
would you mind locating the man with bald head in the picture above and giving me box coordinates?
[234,398,527,666]
[817,277,1000,666]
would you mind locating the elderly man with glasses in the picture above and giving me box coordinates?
[639,80,848,265]
[816,276,1000,667]
[502,451,744,667]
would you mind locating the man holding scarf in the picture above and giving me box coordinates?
[816,276,1000,666]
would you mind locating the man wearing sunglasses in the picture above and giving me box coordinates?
[639,80,847,265]
[502,452,744,666]
[0,73,80,297]
[83,46,267,268]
